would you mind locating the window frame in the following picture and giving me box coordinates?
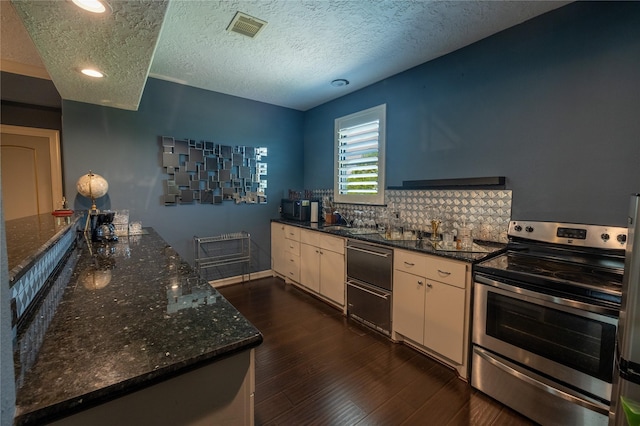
[333,104,386,205]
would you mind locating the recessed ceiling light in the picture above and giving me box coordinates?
[331,79,349,87]
[80,68,105,78]
[71,0,108,14]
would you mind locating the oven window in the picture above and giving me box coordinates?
[486,293,615,383]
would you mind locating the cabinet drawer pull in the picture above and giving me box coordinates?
[404,261,415,266]
[437,269,451,276]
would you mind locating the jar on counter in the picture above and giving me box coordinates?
[458,225,473,250]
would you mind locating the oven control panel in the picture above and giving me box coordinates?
[556,227,587,239]
[509,220,627,249]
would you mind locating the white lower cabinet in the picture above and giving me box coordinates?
[299,229,345,307]
[271,223,300,282]
[423,278,465,364]
[300,243,321,293]
[393,249,470,378]
[272,225,345,308]
[272,225,470,376]
[318,249,345,305]
[392,270,425,344]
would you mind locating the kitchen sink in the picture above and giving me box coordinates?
[322,226,379,236]
[322,225,349,231]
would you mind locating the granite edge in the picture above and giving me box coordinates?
[14,332,263,425]
[9,216,82,284]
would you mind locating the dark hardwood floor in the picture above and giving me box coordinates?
[219,277,536,426]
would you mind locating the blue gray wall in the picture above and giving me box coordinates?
[303,1,640,227]
[62,78,304,267]
[24,0,640,269]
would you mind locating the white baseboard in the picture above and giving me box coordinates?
[208,270,274,288]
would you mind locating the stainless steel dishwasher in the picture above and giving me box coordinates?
[346,241,393,335]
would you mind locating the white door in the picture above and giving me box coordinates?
[0,125,62,220]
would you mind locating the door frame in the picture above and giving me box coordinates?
[0,124,63,212]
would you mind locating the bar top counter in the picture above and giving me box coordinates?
[5,213,78,282]
[12,226,263,425]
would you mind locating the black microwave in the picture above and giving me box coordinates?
[281,199,313,221]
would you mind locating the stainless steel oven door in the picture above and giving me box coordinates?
[473,274,618,403]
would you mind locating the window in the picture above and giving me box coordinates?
[334,104,386,205]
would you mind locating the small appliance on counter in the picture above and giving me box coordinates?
[90,212,119,242]
[280,198,321,222]
[310,200,319,223]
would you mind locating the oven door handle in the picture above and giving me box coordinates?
[474,347,609,415]
[347,280,390,300]
[346,246,391,258]
[475,274,619,319]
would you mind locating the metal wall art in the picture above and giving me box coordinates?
[161,136,267,205]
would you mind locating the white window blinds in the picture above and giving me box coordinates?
[334,104,386,205]
[338,120,380,194]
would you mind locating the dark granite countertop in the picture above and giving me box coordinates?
[13,228,263,425]
[6,213,80,283]
[273,219,506,263]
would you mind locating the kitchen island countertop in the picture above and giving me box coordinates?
[13,228,262,425]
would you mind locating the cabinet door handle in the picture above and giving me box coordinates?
[417,280,424,286]
[404,261,415,266]
[427,282,433,288]
[437,269,451,276]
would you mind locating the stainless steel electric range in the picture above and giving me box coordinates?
[472,220,627,426]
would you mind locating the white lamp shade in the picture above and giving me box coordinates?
[76,172,109,200]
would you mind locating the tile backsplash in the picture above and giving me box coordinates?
[312,188,512,243]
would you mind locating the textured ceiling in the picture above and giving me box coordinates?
[3,0,571,112]
[8,0,168,110]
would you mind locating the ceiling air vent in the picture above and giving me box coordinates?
[227,12,267,38]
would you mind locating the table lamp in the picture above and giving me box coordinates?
[76,171,109,233]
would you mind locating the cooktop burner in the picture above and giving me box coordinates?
[552,270,621,286]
